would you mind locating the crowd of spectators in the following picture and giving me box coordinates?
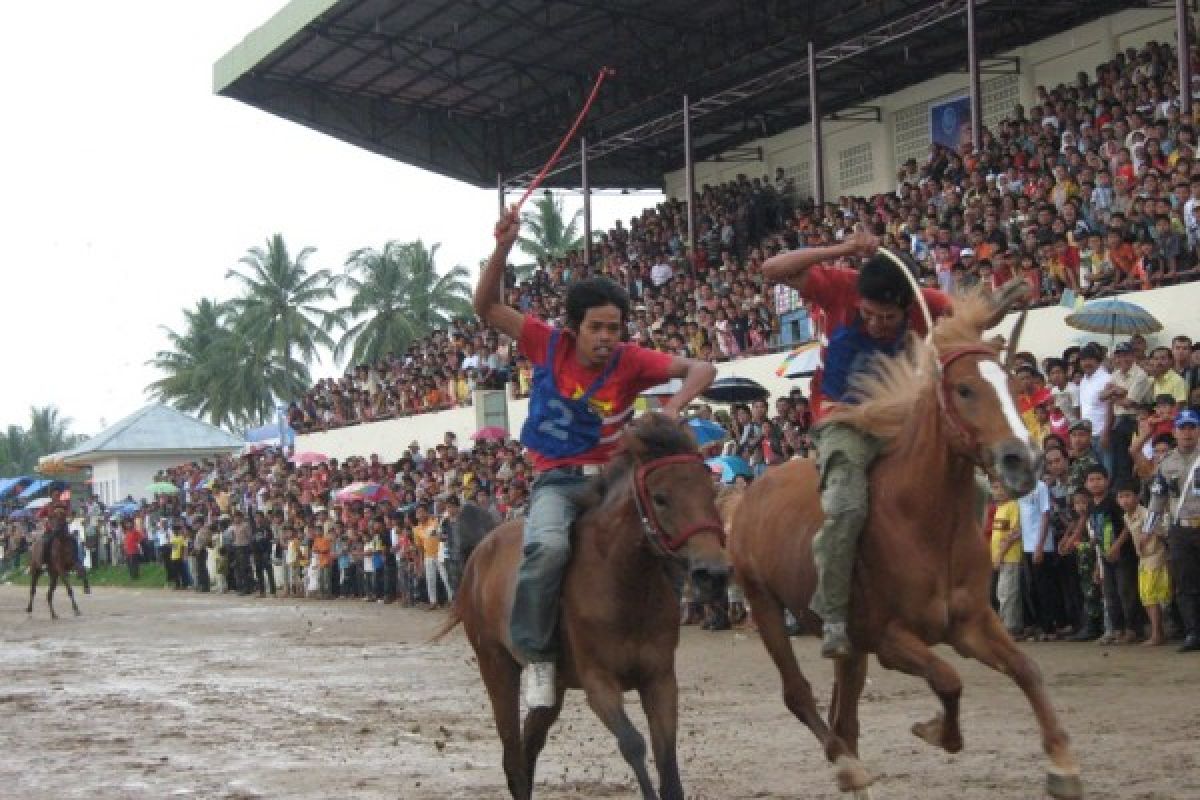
[288,38,1200,434]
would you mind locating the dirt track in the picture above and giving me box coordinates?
[1,584,1197,800]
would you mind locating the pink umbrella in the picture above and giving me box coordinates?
[290,451,328,466]
[472,426,509,442]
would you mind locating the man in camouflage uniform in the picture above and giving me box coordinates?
[1148,409,1200,652]
[1065,419,1104,641]
[1066,419,1100,495]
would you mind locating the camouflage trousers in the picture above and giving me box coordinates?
[1076,542,1104,633]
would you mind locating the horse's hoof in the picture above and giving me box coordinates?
[73,609,81,617]
[834,755,875,793]
[1046,769,1083,799]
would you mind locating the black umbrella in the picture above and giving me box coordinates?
[701,376,769,404]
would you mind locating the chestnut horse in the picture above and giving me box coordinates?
[731,286,1083,799]
[27,515,90,619]
[435,413,729,800]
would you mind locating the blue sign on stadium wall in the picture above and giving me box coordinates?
[931,95,972,150]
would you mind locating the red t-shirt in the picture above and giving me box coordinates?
[800,265,952,420]
[518,315,674,472]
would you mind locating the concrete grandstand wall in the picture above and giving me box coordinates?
[296,282,1200,460]
[662,8,1179,202]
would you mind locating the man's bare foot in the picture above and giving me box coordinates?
[1142,637,1165,647]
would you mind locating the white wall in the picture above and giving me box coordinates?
[297,281,1200,461]
[663,8,1179,202]
[90,459,119,505]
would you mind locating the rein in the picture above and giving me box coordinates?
[630,452,726,561]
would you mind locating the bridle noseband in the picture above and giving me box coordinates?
[936,345,1005,462]
[631,452,726,561]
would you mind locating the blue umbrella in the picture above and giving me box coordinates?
[687,418,728,446]
[1064,298,1162,336]
[702,376,769,404]
[705,455,754,483]
[7,509,33,520]
[108,501,140,517]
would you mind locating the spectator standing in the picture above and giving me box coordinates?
[1077,344,1113,473]
[991,479,1024,636]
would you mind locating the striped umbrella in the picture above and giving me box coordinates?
[775,341,822,379]
[1064,298,1162,337]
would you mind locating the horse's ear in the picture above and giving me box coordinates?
[622,425,649,462]
[981,280,1031,331]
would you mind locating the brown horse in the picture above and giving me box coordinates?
[27,514,90,619]
[435,412,729,800]
[730,286,1083,799]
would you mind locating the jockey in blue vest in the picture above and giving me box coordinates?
[474,208,716,708]
[763,230,952,658]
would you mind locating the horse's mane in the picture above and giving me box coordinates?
[823,289,1002,443]
[574,413,699,514]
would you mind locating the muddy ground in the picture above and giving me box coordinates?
[1,585,1196,799]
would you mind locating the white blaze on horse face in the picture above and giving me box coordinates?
[978,360,1031,448]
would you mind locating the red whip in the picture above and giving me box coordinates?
[512,66,615,213]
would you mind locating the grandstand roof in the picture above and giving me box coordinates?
[214,0,1131,190]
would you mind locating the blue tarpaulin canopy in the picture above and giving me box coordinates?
[245,421,295,446]
[18,479,56,499]
[0,477,31,498]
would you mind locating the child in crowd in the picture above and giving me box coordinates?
[1060,486,1104,639]
[1085,467,1140,645]
[990,478,1023,636]
[1119,480,1170,646]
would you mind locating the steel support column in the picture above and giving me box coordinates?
[808,42,825,208]
[967,0,983,150]
[683,94,696,258]
[581,137,592,265]
[497,172,505,215]
[1179,0,1193,117]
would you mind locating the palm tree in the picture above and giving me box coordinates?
[145,298,303,429]
[145,298,229,421]
[0,406,84,476]
[225,234,341,375]
[515,193,584,280]
[335,240,472,366]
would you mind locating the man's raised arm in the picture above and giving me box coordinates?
[761,230,879,291]
[473,207,526,340]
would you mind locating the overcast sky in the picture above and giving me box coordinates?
[0,1,660,437]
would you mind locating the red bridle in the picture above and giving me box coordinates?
[631,452,726,560]
[936,345,1006,457]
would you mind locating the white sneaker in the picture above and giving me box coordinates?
[523,661,557,709]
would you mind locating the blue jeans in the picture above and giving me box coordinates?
[509,468,589,663]
[1091,434,1114,477]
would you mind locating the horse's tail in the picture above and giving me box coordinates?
[427,603,462,644]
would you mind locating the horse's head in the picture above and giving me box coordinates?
[932,282,1040,496]
[623,412,730,604]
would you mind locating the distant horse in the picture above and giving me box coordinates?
[27,515,90,619]
[731,285,1083,799]
[435,413,729,800]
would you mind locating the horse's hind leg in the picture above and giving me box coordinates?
[46,573,59,621]
[477,646,528,799]
[583,677,657,799]
[952,612,1082,799]
[638,671,683,800]
[521,686,564,790]
[61,573,80,616]
[875,627,964,754]
[741,579,871,794]
[79,562,91,594]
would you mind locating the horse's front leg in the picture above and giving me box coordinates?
[875,626,964,754]
[61,572,80,616]
[637,671,683,800]
[583,676,657,799]
[952,611,1082,799]
[46,573,59,620]
[27,567,41,613]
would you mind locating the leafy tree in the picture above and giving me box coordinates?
[335,240,472,366]
[515,193,584,280]
[0,406,85,477]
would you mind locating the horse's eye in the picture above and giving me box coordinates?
[956,384,973,400]
[652,492,669,507]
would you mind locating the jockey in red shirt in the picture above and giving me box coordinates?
[763,230,952,658]
[474,208,716,707]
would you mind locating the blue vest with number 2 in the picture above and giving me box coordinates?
[820,316,907,404]
[520,329,623,459]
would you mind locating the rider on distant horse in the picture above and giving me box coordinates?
[762,230,952,658]
[41,503,75,561]
[474,207,716,708]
